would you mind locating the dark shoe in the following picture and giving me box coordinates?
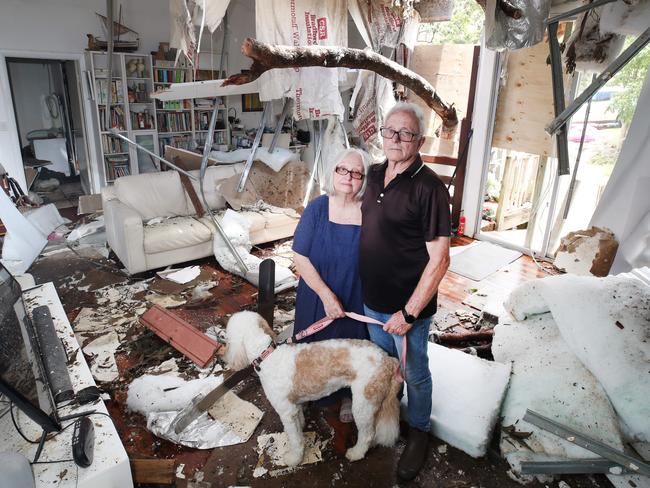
[397,427,429,481]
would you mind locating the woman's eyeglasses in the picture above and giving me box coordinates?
[335,166,364,180]
[379,127,419,142]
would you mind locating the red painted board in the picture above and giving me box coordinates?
[140,305,220,368]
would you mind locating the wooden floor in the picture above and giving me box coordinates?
[439,236,551,312]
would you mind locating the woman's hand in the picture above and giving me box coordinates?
[383,311,413,336]
[321,291,346,319]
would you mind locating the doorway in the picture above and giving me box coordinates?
[477,35,649,259]
[6,57,91,212]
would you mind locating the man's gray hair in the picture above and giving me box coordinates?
[321,147,373,200]
[384,102,426,137]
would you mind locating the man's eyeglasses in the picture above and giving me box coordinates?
[379,127,419,142]
[335,166,365,180]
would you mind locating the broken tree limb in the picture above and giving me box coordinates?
[434,329,494,344]
[224,38,459,131]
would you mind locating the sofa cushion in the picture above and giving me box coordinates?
[143,216,213,254]
[186,164,244,211]
[115,171,191,220]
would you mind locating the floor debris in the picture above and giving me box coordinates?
[253,431,327,478]
[158,265,202,284]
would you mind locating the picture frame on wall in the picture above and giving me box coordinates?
[241,92,263,112]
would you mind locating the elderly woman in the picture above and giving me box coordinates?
[292,147,372,444]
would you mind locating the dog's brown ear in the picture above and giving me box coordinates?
[257,315,277,341]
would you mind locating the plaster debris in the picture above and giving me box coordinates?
[67,216,105,241]
[158,265,201,284]
[82,331,120,382]
[554,227,618,277]
[438,444,448,454]
[146,292,187,308]
[176,463,186,479]
[207,390,264,443]
[254,431,326,478]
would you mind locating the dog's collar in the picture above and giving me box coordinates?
[252,341,277,372]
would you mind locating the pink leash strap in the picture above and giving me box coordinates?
[289,311,407,381]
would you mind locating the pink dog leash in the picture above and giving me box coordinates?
[287,311,407,381]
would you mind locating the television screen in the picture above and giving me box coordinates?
[0,265,58,427]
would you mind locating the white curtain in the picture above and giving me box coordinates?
[590,67,650,273]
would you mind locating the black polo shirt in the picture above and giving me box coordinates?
[359,155,451,318]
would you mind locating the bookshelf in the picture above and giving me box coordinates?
[153,61,231,155]
[88,52,231,185]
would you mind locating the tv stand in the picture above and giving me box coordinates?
[0,282,133,488]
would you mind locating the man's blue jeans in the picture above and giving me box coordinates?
[364,304,432,432]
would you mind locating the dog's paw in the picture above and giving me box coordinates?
[284,449,304,467]
[345,446,366,462]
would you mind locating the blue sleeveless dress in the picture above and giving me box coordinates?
[292,195,368,405]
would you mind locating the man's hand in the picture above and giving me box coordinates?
[322,291,346,319]
[383,311,413,336]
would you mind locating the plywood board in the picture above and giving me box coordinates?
[492,41,558,157]
[407,44,476,158]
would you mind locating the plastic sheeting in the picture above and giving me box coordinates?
[591,67,650,274]
[255,0,348,120]
[347,0,419,159]
[485,0,550,51]
[0,189,48,275]
[212,210,297,292]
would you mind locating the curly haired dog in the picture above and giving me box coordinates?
[223,311,402,466]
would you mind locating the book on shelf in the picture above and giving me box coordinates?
[130,110,154,130]
[96,79,124,104]
[194,112,226,131]
[158,134,193,154]
[105,154,130,180]
[156,112,191,132]
[99,106,126,131]
[101,133,127,153]
[194,97,224,110]
[196,131,228,145]
[154,68,186,83]
[156,99,192,110]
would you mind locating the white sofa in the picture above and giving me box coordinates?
[102,166,299,274]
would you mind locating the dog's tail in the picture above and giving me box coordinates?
[373,358,402,447]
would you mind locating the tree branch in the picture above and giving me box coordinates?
[224,37,458,131]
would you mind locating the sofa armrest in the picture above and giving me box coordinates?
[104,198,146,274]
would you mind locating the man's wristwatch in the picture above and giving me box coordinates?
[401,307,416,324]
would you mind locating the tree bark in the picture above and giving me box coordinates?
[224,37,458,131]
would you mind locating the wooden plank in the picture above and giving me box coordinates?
[140,305,220,367]
[421,154,457,166]
[163,145,221,171]
[492,41,563,157]
[130,458,176,485]
[407,44,476,159]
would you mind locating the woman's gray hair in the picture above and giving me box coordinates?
[384,102,426,137]
[321,147,373,199]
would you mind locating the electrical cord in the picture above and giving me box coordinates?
[10,402,40,444]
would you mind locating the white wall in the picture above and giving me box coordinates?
[0,0,170,56]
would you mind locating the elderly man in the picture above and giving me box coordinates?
[359,102,451,481]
